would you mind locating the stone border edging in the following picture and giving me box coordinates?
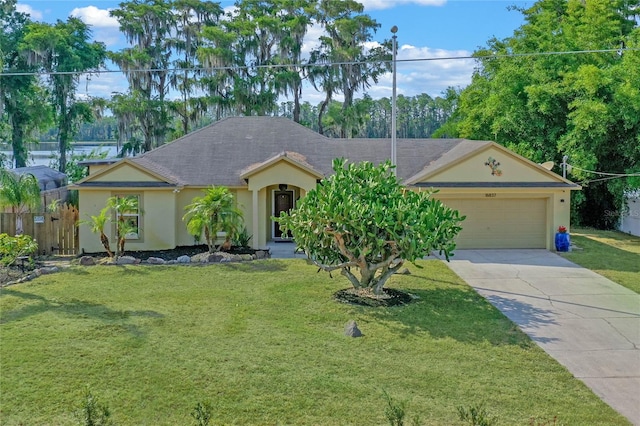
[1,250,272,287]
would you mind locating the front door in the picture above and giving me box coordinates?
[274,190,294,239]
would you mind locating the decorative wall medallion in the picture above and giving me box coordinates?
[485,157,502,176]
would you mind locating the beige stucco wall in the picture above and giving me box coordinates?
[245,161,318,248]
[91,163,163,182]
[174,188,206,247]
[427,187,572,250]
[78,190,109,254]
[428,147,558,183]
[415,145,576,250]
[78,188,177,254]
[87,164,110,175]
[139,191,177,250]
[236,188,253,244]
[246,161,318,193]
[174,187,252,248]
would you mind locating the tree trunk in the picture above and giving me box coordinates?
[293,81,302,123]
[100,232,113,257]
[15,214,24,236]
[318,94,330,136]
[58,113,71,173]
[205,227,213,253]
[11,123,27,168]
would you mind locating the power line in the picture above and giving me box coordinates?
[569,164,640,178]
[1,47,638,78]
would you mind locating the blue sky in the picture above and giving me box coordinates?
[16,0,532,102]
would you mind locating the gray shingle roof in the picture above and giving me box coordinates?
[12,165,67,190]
[129,116,488,187]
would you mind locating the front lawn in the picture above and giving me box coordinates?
[0,260,629,425]
[562,228,640,294]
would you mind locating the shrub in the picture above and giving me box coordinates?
[0,233,38,267]
[276,159,464,295]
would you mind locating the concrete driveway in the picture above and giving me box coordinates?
[444,249,640,425]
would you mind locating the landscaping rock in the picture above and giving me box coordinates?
[344,320,363,338]
[397,267,411,275]
[38,266,59,275]
[219,253,242,262]
[240,254,253,261]
[190,253,210,263]
[176,255,191,264]
[146,257,166,265]
[79,256,96,266]
[255,250,268,259]
[207,253,225,263]
[116,256,138,265]
[26,270,41,280]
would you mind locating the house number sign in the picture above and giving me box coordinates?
[485,193,497,198]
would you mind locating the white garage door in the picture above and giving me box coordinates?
[442,198,547,249]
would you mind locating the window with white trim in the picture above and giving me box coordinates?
[115,194,141,240]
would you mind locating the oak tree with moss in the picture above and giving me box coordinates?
[277,159,465,295]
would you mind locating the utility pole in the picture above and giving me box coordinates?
[391,25,398,175]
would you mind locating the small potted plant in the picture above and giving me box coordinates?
[555,225,570,252]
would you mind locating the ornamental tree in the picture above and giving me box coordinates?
[276,159,465,295]
[183,186,243,253]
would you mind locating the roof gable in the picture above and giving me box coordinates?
[240,151,324,180]
[76,158,176,185]
[408,142,578,187]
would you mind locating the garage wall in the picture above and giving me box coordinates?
[439,197,548,249]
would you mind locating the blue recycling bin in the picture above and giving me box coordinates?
[555,232,570,252]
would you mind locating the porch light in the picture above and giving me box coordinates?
[278,183,288,191]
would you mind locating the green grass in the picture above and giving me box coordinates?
[0,260,630,425]
[561,228,640,294]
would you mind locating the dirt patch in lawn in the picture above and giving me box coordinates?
[334,287,418,307]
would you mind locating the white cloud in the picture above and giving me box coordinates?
[355,44,474,101]
[69,6,123,48]
[301,22,324,56]
[16,3,43,20]
[360,0,446,11]
[70,6,119,29]
[394,44,475,95]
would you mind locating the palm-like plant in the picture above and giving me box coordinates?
[0,169,41,235]
[80,207,113,257]
[183,186,243,253]
[106,195,140,258]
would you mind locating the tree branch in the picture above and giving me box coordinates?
[367,255,400,273]
[309,258,359,273]
[373,261,405,295]
[341,267,361,289]
[326,228,359,264]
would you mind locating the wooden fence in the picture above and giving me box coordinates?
[0,204,79,256]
